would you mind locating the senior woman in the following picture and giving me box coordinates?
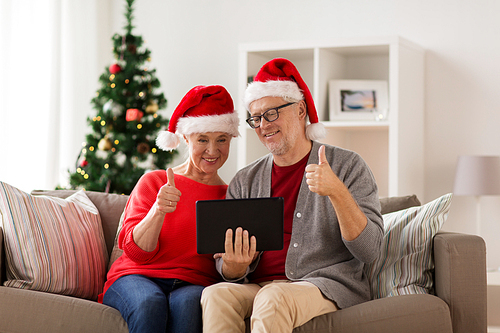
[100,85,239,333]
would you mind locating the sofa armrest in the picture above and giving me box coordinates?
[433,231,487,333]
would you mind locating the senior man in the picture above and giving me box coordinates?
[201,58,383,333]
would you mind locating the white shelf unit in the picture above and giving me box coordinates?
[488,271,500,286]
[237,37,425,198]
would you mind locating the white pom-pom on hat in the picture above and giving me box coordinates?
[156,131,180,151]
[306,122,326,141]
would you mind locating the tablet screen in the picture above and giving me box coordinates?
[196,197,284,254]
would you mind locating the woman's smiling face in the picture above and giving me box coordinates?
[185,132,232,176]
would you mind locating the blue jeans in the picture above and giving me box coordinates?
[102,275,205,333]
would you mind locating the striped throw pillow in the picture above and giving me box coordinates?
[0,182,108,300]
[365,193,453,299]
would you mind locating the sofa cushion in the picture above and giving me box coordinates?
[0,182,108,300]
[108,209,126,271]
[0,286,128,333]
[292,294,452,333]
[379,194,421,215]
[365,193,453,299]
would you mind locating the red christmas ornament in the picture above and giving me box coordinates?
[126,108,144,122]
[109,63,122,74]
[80,159,88,167]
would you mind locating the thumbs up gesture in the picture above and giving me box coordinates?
[305,145,338,196]
[156,168,182,214]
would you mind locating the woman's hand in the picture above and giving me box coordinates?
[132,168,182,252]
[155,168,182,214]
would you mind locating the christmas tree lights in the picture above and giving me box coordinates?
[68,0,176,194]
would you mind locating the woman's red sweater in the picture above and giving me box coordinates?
[99,170,227,302]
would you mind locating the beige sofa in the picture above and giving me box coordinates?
[0,190,487,333]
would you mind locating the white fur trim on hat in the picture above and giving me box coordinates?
[156,112,239,151]
[306,122,326,141]
[244,80,303,111]
[176,112,240,138]
[157,112,240,151]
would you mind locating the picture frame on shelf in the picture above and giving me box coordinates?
[329,80,388,121]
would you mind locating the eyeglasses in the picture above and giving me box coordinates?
[246,102,296,129]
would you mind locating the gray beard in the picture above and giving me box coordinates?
[262,124,301,156]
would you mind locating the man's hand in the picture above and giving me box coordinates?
[215,227,258,280]
[305,145,339,197]
[306,145,368,241]
[156,168,181,214]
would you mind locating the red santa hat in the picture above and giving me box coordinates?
[244,58,325,140]
[156,85,239,151]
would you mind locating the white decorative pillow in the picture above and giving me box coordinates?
[365,193,453,299]
[0,182,108,300]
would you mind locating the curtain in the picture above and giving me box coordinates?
[0,0,112,192]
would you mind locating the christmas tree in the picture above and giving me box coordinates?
[68,0,176,194]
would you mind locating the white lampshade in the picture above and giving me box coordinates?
[453,155,500,196]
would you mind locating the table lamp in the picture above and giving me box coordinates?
[453,155,500,235]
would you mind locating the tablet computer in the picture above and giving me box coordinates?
[196,197,284,254]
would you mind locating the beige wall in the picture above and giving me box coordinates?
[106,0,500,268]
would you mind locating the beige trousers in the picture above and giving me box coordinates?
[201,280,338,333]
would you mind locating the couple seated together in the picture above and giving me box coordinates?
[99,58,383,333]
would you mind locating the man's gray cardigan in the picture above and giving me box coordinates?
[221,140,383,309]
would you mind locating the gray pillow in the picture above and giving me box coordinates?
[379,194,421,215]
